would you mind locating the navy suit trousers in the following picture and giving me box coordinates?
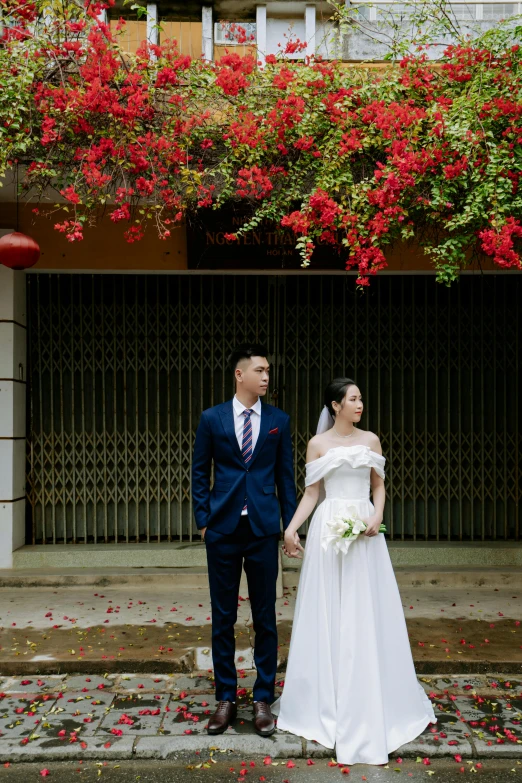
[205,515,279,703]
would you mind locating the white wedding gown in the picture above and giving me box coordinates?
[274,445,436,765]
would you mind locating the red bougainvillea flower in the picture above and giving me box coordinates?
[215,53,255,96]
[479,218,522,269]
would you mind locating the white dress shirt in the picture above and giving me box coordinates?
[233,395,262,515]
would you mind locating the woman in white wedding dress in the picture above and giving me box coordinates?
[274,378,436,765]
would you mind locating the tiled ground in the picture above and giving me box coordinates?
[0,672,520,759]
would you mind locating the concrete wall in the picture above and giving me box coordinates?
[0,203,188,272]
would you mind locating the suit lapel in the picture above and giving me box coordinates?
[249,405,273,467]
[219,400,243,461]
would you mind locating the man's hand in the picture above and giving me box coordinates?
[200,527,207,541]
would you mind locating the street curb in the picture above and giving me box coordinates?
[2,565,522,590]
[0,737,135,763]
[134,734,303,759]
[389,740,476,759]
[1,658,522,677]
[0,735,521,764]
[0,653,197,677]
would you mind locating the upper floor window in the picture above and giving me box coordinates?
[214,21,256,45]
[351,1,519,23]
[481,2,517,16]
[448,3,476,19]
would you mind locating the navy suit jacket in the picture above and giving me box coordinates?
[192,400,297,537]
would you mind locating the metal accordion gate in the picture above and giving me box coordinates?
[26,273,521,545]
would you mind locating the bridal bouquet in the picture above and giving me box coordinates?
[321,506,387,554]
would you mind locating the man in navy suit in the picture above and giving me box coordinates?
[192,343,297,737]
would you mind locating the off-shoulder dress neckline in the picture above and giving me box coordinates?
[306,444,384,467]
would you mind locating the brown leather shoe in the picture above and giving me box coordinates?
[253,701,276,737]
[207,700,237,735]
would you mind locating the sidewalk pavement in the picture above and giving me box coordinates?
[0,672,521,763]
[0,579,521,674]
[0,573,521,764]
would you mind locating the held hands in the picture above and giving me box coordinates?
[363,515,383,537]
[283,529,304,559]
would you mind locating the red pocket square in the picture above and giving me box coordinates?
[269,427,279,435]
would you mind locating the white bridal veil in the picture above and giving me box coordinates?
[316,405,334,435]
[314,405,335,505]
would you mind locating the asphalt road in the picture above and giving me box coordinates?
[0,758,520,783]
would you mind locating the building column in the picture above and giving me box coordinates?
[147,2,158,58]
[0,261,27,569]
[202,5,213,61]
[305,4,316,58]
[256,4,267,67]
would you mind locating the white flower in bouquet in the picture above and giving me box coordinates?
[321,506,386,554]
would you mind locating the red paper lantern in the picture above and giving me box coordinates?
[0,231,40,270]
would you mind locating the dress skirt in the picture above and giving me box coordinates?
[274,494,436,765]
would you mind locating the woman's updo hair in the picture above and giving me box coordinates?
[324,377,357,418]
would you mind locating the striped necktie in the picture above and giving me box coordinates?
[242,409,253,512]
